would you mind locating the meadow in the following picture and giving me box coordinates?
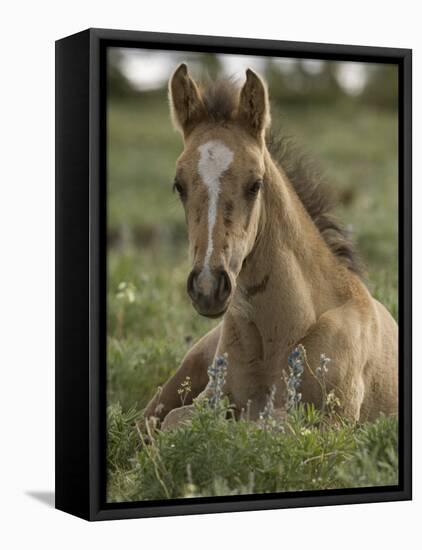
[106,90,398,502]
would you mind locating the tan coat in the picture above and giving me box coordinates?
[143,64,398,428]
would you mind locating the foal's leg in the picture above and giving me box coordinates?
[298,303,368,421]
[143,324,221,425]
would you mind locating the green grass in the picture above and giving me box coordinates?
[106,91,398,502]
[107,401,398,502]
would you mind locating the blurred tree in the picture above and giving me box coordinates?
[266,59,343,106]
[361,65,398,110]
[195,53,223,80]
[108,50,136,98]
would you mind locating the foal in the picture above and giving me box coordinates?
[143,64,398,427]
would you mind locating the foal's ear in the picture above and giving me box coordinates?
[169,63,206,137]
[237,69,271,139]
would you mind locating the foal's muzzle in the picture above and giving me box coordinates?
[187,268,232,318]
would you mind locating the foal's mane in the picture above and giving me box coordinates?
[200,78,363,276]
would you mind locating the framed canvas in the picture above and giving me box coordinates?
[55,28,412,521]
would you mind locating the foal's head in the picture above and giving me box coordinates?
[169,64,271,317]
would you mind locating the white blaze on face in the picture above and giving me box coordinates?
[197,140,234,284]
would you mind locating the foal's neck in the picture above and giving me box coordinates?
[233,148,350,346]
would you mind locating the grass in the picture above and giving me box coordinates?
[106,90,399,502]
[107,400,398,502]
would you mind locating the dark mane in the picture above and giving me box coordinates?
[200,78,239,122]
[267,134,363,275]
[200,78,363,276]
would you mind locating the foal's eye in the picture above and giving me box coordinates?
[247,179,263,198]
[173,180,186,200]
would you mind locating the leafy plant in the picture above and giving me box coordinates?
[106,350,398,502]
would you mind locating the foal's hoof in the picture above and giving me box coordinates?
[161,405,195,431]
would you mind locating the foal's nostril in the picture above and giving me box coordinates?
[187,268,231,312]
[187,270,199,300]
[216,270,231,302]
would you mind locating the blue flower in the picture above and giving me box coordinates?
[316,353,331,378]
[207,354,228,408]
[286,345,305,411]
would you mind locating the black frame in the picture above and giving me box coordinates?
[55,28,412,521]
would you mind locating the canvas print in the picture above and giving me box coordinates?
[106,48,398,503]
